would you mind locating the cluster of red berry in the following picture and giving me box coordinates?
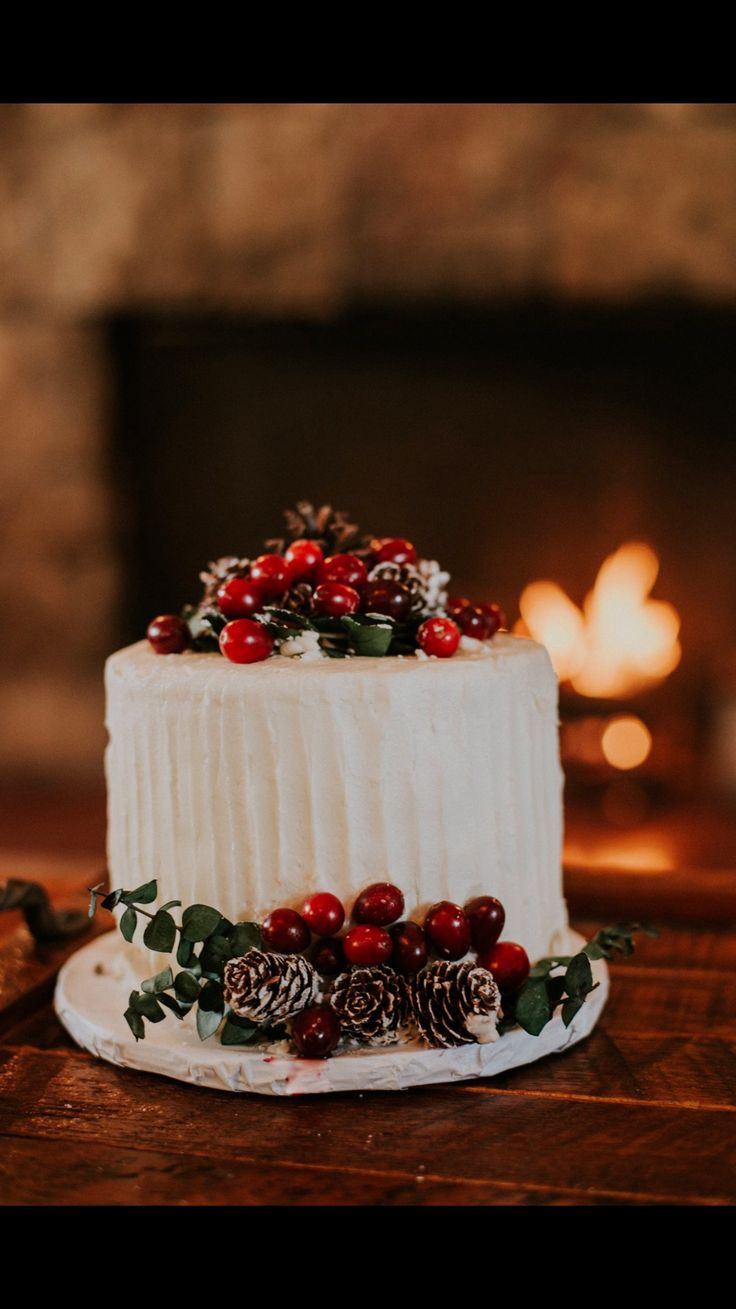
[260,883,529,1058]
[147,534,507,665]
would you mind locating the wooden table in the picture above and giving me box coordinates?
[1,787,735,1206]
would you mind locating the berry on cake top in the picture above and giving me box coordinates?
[146,500,506,663]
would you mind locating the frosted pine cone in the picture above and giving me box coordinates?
[223,949,318,1026]
[410,960,501,1047]
[367,559,450,615]
[330,965,409,1045]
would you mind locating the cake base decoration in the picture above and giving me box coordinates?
[60,877,656,1093]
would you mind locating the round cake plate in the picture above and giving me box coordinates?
[54,928,608,1096]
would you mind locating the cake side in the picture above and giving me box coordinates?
[105,635,567,968]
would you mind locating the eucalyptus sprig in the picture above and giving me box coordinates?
[504,921,658,1037]
[88,880,264,1046]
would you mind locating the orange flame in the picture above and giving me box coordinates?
[517,543,681,698]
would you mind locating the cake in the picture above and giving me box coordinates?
[97,500,576,1063]
[105,633,568,969]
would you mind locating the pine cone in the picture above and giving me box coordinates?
[281,582,317,616]
[410,961,501,1048]
[265,501,373,560]
[330,965,409,1045]
[368,561,427,613]
[199,556,251,605]
[223,949,318,1025]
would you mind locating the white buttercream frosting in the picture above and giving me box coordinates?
[104,634,568,969]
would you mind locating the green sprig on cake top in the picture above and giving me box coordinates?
[145,499,507,664]
[87,878,656,1058]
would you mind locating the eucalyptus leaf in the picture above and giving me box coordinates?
[514,981,552,1037]
[157,992,186,1019]
[120,906,138,943]
[561,995,586,1028]
[228,922,262,955]
[141,965,174,995]
[159,900,182,914]
[101,888,123,911]
[197,1007,223,1042]
[174,970,201,1002]
[199,935,233,974]
[181,904,223,942]
[565,952,594,998]
[130,991,166,1023]
[143,909,177,953]
[121,880,158,906]
[177,936,194,967]
[124,1007,145,1041]
[221,1015,260,1046]
[545,973,567,1006]
[340,614,394,657]
[198,980,225,1012]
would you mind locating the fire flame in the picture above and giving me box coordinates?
[517,543,681,698]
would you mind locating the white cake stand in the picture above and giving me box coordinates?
[54,928,608,1096]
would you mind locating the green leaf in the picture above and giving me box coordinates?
[143,910,177,953]
[545,974,567,1006]
[159,900,182,914]
[561,995,585,1028]
[120,906,138,942]
[157,992,185,1019]
[197,1007,223,1041]
[228,922,262,955]
[199,935,233,975]
[221,1015,260,1046]
[121,880,158,906]
[141,965,174,995]
[340,613,395,657]
[129,990,166,1023]
[124,1007,145,1041]
[174,970,201,1002]
[199,980,225,1012]
[529,956,570,980]
[177,936,194,967]
[101,888,123,911]
[514,981,552,1036]
[181,904,223,942]
[261,607,311,629]
[565,952,594,998]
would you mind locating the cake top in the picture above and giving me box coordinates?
[145,498,508,666]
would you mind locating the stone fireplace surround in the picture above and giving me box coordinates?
[2,102,735,779]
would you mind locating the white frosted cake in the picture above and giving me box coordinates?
[105,633,568,967]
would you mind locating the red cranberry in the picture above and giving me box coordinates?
[262,907,311,953]
[424,901,471,960]
[447,596,471,614]
[465,896,506,951]
[416,617,460,658]
[375,538,417,566]
[291,1004,341,1059]
[312,937,346,976]
[478,602,506,636]
[456,606,494,640]
[353,882,405,927]
[219,619,274,664]
[361,580,413,622]
[479,940,530,993]
[313,582,361,618]
[284,539,324,583]
[389,920,428,975]
[216,576,266,619]
[146,615,191,655]
[302,892,345,937]
[249,553,291,598]
[316,554,368,590]
[343,924,393,966]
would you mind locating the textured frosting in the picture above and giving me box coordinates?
[105,636,568,967]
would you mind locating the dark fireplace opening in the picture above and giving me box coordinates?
[109,301,736,684]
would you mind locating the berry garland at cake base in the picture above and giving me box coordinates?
[54,927,609,1096]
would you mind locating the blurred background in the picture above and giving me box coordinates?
[2,102,736,916]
